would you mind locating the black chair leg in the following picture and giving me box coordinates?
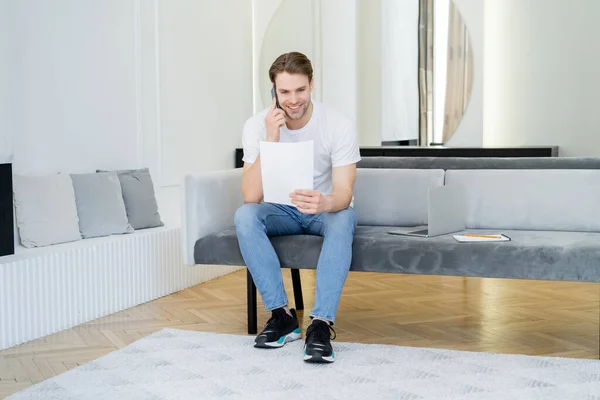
[246,268,257,334]
[291,268,304,311]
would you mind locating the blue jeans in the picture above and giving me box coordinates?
[234,202,357,324]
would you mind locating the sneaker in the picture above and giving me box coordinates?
[254,308,301,348]
[303,319,337,363]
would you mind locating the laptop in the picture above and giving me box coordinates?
[388,185,466,238]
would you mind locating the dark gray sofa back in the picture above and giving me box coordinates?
[357,157,600,170]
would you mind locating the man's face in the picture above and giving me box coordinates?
[273,72,313,120]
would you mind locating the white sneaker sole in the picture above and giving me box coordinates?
[255,329,301,348]
[303,345,335,363]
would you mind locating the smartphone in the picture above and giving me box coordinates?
[271,85,281,109]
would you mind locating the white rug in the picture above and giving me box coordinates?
[7,328,600,400]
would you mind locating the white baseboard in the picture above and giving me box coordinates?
[0,226,242,350]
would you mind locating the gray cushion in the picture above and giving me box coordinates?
[70,172,134,238]
[194,227,600,283]
[98,168,163,229]
[12,174,81,247]
[353,169,444,226]
[445,169,600,232]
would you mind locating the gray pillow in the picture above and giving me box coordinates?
[70,172,134,238]
[12,173,82,247]
[97,168,163,229]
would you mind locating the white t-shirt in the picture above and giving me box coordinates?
[241,102,361,196]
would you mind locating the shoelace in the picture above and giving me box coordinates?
[307,321,337,342]
[263,308,288,331]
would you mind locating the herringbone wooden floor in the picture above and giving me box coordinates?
[1,269,598,398]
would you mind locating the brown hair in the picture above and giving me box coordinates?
[269,52,313,84]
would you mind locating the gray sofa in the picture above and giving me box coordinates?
[182,157,600,333]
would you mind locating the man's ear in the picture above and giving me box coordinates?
[310,78,314,91]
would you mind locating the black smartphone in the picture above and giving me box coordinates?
[271,85,281,109]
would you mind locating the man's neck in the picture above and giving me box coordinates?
[285,101,313,130]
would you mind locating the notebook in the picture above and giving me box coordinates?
[453,233,511,242]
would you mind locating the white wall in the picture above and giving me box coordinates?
[4,0,253,225]
[381,0,419,143]
[1,0,15,163]
[483,0,600,156]
[444,0,483,147]
[157,0,252,222]
[356,0,382,146]
[10,0,139,175]
[321,0,357,123]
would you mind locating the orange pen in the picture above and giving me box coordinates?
[464,233,502,239]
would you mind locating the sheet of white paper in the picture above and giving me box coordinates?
[260,140,313,207]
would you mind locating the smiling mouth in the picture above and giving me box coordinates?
[287,105,301,111]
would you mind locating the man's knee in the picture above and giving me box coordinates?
[325,207,357,235]
[338,207,357,224]
[234,203,261,231]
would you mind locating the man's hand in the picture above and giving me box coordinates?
[290,189,333,214]
[265,96,286,142]
[291,164,356,214]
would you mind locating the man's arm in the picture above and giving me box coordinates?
[290,163,357,214]
[241,97,286,203]
[326,163,357,212]
[241,158,263,203]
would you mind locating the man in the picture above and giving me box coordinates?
[234,51,361,363]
